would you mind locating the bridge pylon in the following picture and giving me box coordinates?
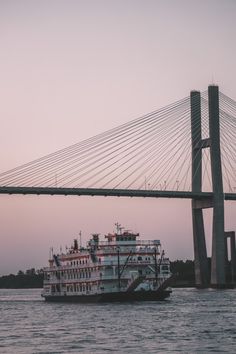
[190,90,210,287]
[191,85,226,288]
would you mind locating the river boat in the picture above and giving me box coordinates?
[42,224,172,302]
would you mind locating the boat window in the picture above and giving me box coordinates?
[161,265,169,270]
[138,256,142,261]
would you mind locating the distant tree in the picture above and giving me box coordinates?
[0,268,43,288]
[36,268,44,275]
[26,268,36,275]
[170,260,195,283]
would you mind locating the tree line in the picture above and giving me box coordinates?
[0,268,44,289]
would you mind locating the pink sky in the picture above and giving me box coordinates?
[0,0,236,274]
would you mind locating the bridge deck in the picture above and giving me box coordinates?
[0,186,235,200]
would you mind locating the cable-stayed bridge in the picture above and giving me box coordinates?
[0,85,236,288]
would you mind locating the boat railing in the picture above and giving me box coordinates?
[45,286,128,296]
[43,274,171,287]
[43,257,162,273]
[44,272,148,285]
[99,259,156,266]
[98,240,160,247]
[96,246,160,254]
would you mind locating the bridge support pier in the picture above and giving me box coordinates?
[191,204,209,286]
[191,85,226,288]
[224,231,236,285]
[190,91,209,287]
[208,85,226,287]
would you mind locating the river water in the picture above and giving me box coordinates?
[0,288,235,354]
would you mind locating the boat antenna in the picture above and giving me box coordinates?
[79,231,82,248]
[115,222,123,234]
[115,222,119,233]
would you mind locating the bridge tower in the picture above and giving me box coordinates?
[190,90,210,287]
[191,85,226,288]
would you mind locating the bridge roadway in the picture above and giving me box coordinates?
[0,186,235,200]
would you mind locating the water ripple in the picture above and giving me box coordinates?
[0,288,236,353]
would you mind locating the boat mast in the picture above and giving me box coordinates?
[154,247,158,284]
[79,231,82,249]
[117,247,121,290]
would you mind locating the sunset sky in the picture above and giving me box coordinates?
[0,0,236,275]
